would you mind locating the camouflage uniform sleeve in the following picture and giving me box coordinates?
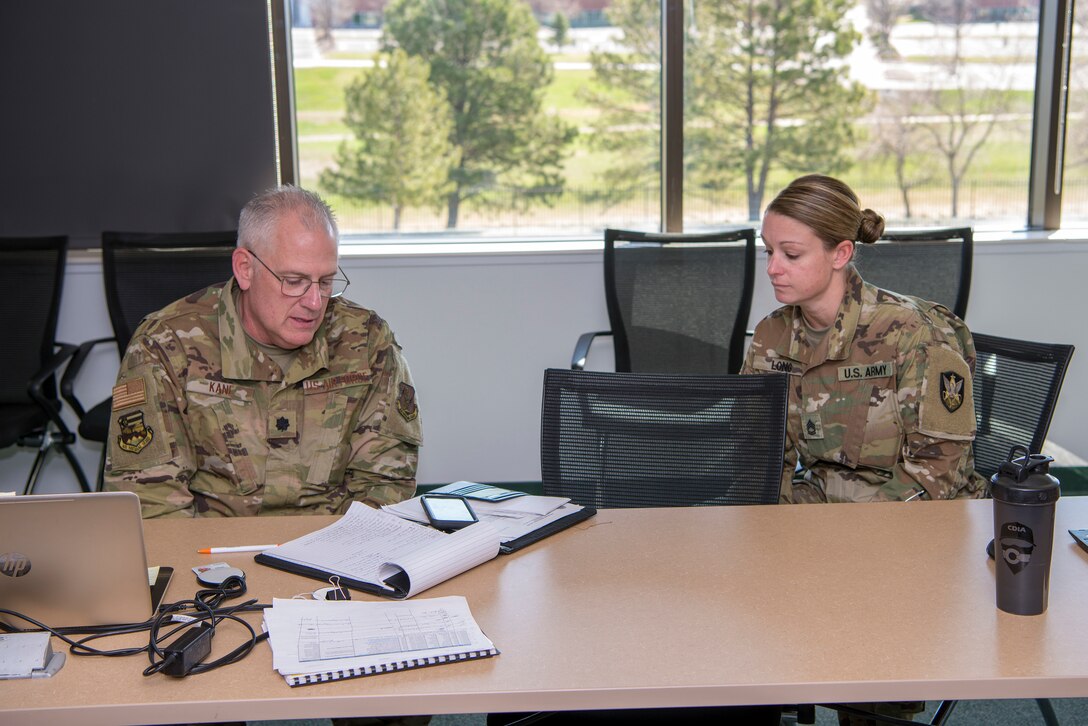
[876,324,979,501]
[103,327,198,518]
[341,320,423,508]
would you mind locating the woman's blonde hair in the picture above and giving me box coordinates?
[765,174,885,250]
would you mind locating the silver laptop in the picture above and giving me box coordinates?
[0,491,172,628]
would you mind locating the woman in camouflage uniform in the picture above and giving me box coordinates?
[742,174,986,505]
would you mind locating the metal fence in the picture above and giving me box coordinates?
[335,176,1088,240]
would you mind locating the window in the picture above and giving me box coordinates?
[281,0,1077,237]
[289,0,654,238]
[1063,2,1087,224]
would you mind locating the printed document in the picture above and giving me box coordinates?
[263,596,498,685]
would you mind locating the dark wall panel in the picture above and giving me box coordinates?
[0,1,278,247]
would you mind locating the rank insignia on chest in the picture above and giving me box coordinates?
[396,382,419,422]
[116,410,154,454]
[940,370,965,413]
[267,410,297,440]
[803,413,824,440]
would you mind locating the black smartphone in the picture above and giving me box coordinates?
[421,494,478,531]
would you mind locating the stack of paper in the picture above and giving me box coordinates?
[263,596,499,686]
[382,482,584,547]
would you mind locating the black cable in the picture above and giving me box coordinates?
[1,574,269,677]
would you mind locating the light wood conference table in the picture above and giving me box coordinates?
[5,497,1088,724]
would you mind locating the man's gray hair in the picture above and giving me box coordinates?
[237,185,339,254]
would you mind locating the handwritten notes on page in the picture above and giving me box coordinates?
[259,502,503,598]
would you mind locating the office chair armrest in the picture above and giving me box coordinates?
[60,336,116,419]
[571,331,611,370]
[27,342,79,432]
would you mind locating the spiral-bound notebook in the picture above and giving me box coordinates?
[262,595,498,687]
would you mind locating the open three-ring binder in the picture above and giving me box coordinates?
[256,495,594,599]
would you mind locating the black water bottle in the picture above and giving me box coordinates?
[989,445,1061,615]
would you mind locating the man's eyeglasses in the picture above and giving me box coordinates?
[248,250,350,299]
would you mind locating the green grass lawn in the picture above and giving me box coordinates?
[294,67,365,111]
[294,61,1038,222]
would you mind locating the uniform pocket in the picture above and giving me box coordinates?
[856,383,902,471]
[800,362,899,471]
[185,381,261,496]
[301,380,368,486]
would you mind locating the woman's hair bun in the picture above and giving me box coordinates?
[856,209,885,244]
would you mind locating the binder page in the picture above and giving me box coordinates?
[383,496,581,544]
[379,520,502,597]
[384,493,570,523]
[268,502,446,585]
[263,596,496,676]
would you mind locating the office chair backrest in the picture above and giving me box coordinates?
[854,227,972,320]
[605,228,756,374]
[102,230,237,353]
[971,332,1075,481]
[540,368,788,508]
[0,237,68,405]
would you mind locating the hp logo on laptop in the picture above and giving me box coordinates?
[0,552,32,577]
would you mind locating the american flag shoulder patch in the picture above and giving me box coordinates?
[112,378,147,410]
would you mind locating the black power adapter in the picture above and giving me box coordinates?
[161,623,215,677]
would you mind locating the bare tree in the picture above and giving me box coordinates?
[865,92,937,219]
[911,1,1016,217]
[310,0,354,53]
[866,0,907,59]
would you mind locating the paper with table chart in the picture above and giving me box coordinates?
[255,502,503,599]
[263,596,499,686]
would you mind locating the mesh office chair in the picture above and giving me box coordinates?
[971,332,1075,481]
[498,368,788,726]
[0,236,90,494]
[571,228,757,374]
[853,227,972,319]
[541,368,788,508]
[61,230,237,489]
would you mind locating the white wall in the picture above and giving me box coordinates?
[4,235,1086,495]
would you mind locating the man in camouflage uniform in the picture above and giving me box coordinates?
[105,186,422,518]
[742,266,986,504]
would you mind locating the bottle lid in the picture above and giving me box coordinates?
[988,446,1060,505]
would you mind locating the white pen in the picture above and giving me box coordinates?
[197,544,279,554]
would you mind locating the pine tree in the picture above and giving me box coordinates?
[320,50,459,230]
[383,0,577,228]
[588,0,871,220]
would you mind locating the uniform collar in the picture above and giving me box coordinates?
[785,266,866,364]
[218,278,330,384]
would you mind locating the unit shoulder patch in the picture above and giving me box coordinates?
[116,410,154,453]
[940,370,966,413]
[396,382,419,422]
[919,345,975,440]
